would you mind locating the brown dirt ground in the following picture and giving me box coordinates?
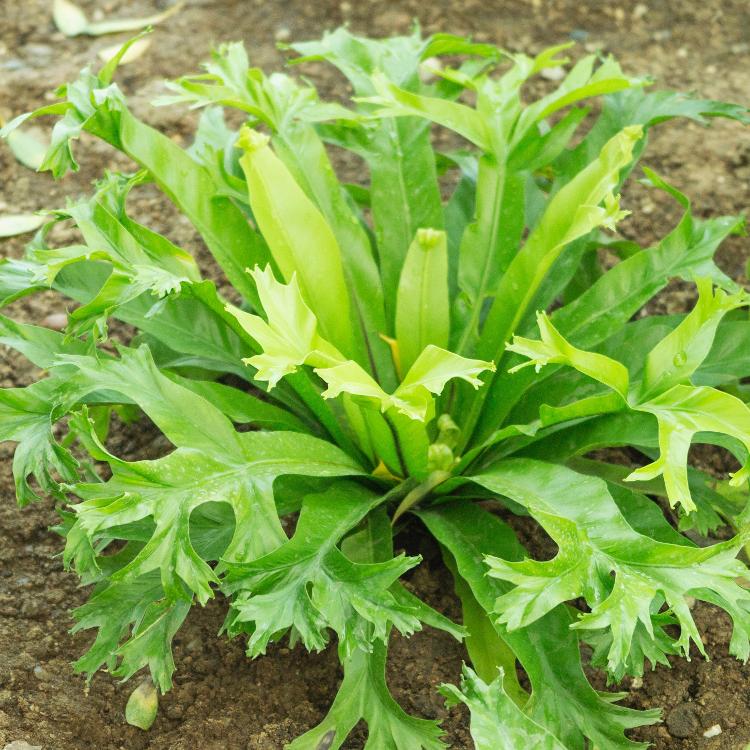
[1,0,750,748]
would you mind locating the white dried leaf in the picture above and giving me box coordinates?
[52,0,89,36]
[53,0,184,37]
[0,214,45,238]
[85,2,184,36]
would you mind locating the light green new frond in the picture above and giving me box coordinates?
[235,125,356,355]
[478,125,643,363]
[514,56,645,143]
[318,347,494,422]
[507,311,629,398]
[361,72,493,152]
[394,345,495,421]
[225,265,340,387]
[440,665,567,750]
[627,385,750,511]
[640,277,749,400]
[231,267,494,421]
[506,279,750,512]
[316,360,390,403]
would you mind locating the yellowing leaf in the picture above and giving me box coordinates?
[0,214,45,238]
[125,678,158,729]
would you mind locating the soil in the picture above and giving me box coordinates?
[1,0,750,748]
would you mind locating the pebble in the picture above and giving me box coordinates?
[703,724,722,738]
[3,743,42,750]
[540,66,566,81]
[185,638,202,653]
[652,29,672,42]
[165,703,184,720]
[377,10,411,28]
[274,26,291,42]
[569,29,589,42]
[418,57,442,83]
[42,313,67,331]
[0,59,24,71]
[22,44,53,63]
[19,599,44,619]
[665,703,700,738]
[633,3,649,19]
[32,665,51,682]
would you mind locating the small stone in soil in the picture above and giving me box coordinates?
[32,665,51,681]
[540,66,565,81]
[702,724,722,738]
[666,702,700,738]
[43,313,67,330]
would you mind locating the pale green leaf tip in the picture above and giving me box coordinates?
[416,227,444,249]
[730,464,750,487]
[236,126,270,153]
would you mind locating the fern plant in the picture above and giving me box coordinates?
[2,27,750,748]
